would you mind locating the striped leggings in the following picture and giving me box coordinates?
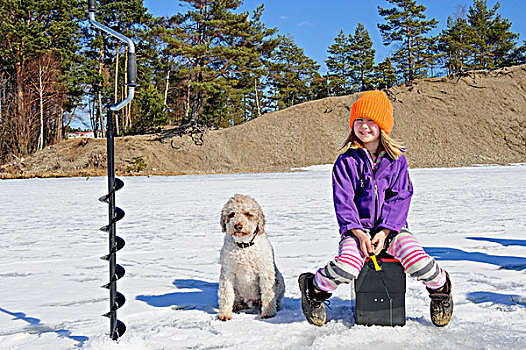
[314,228,447,292]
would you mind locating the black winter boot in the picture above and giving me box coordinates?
[298,273,332,326]
[427,272,453,327]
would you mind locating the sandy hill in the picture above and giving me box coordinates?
[10,65,526,177]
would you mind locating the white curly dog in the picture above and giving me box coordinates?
[217,194,285,321]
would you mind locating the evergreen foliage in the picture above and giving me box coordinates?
[466,0,519,70]
[326,30,353,96]
[438,1,520,73]
[373,57,398,89]
[134,84,167,132]
[267,34,320,110]
[349,23,376,91]
[438,15,474,74]
[377,0,439,83]
[161,0,277,128]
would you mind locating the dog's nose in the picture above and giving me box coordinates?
[234,223,243,231]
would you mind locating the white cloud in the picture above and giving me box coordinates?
[297,21,313,26]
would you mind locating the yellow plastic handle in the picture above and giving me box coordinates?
[370,254,382,271]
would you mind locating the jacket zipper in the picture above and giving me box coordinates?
[373,170,378,229]
[364,149,378,232]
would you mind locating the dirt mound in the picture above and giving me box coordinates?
[9,65,526,177]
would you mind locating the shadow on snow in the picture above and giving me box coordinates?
[136,278,356,325]
[466,291,526,307]
[424,247,526,271]
[136,279,218,313]
[465,237,526,247]
[0,307,88,347]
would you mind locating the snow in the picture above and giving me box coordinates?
[1,164,525,349]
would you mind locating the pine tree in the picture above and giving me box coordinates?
[438,1,520,73]
[438,15,474,74]
[325,30,353,96]
[133,84,167,132]
[466,0,519,70]
[373,57,398,89]
[377,0,439,83]
[163,1,276,129]
[267,34,320,110]
[349,23,376,91]
[508,40,526,66]
[466,0,497,69]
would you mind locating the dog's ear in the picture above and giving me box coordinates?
[257,210,266,234]
[220,211,227,233]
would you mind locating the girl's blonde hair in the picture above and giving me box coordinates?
[339,129,404,160]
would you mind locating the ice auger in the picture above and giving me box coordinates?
[88,0,137,340]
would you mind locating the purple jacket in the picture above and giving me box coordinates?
[332,147,413,237]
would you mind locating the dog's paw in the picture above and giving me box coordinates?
[260,312,276,319]
[217,314,232,321]
[260,308,276,319]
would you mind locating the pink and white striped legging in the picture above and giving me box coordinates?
[314,228,447,292]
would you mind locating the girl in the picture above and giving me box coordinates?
[298,90,453,327]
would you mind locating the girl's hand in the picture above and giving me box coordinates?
[351,229,373,256]
[371,229,390,255]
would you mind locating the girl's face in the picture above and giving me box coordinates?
[353,118,380,145]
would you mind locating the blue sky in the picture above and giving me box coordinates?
[143,0,526,73]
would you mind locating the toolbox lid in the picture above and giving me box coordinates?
[355,258,406,293]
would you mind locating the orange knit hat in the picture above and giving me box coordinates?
[349,90,394,135]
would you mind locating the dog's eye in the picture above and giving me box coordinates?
[228,212,235,219]
[244,212,253,218]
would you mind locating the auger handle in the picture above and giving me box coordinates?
[88,0,136,111]
[127,52,137,87]
[87,0,96,12]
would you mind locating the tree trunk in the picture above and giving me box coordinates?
[254,78,261,116]
[188,89,203,126]
[15,60,26,157]
[57,105,63,143]
[184,83,191,121]
[98,92,105,137]
[164,68,171,111]
[406,19,413,82]
[38,64,44,150]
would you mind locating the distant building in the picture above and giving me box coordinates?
[67,131,96,139]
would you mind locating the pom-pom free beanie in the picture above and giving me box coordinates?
[349,90,394,135]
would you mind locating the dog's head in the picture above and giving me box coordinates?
[220,194,265,242]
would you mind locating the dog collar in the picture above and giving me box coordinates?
[235,241,255,248]
[234,226,259,249]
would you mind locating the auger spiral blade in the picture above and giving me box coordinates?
[97,111,127,341]
[98,178,124,203]
[111,320,126,340]
[115,264,125,281]
[101,264,126,289]
[100,236,125,261]
[99,207,125,232]
[114,291,126,310]
[115,236,125,251]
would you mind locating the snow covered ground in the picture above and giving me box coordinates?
[1,164,525,349]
